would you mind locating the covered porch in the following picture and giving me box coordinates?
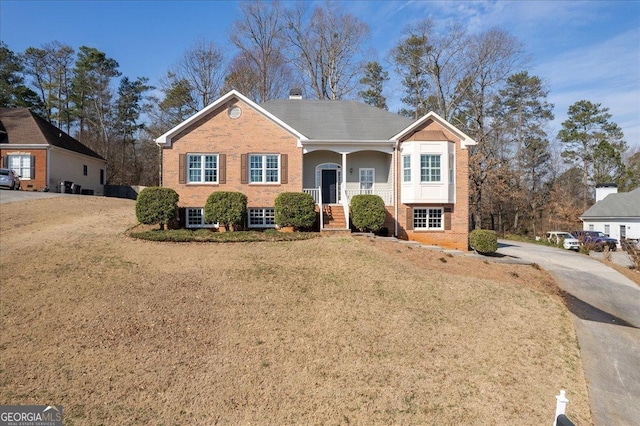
[301,145,395,230]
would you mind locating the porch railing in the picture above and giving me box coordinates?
[345,189,393,206]
[303,188,393,206]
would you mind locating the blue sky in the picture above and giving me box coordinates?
[1,0,639,148]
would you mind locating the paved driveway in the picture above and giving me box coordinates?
[0,189,67,204]
[498,240,640,426]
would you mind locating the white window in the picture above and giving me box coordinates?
[589,224,594,231]
[249,208,275,228]
[360,168,374,193]
[604,224,610,236]
[449,154,454,183]
[186,208,217,228]
[421,155,441,182]
[250,154,279,183]
[188,154,218,183]
[8,155,31,179]
[402,155,411,182]
[413,208,443,230]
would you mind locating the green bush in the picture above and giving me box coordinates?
[469,229,498,254]
[350,194,386,232]
[274,192,316,230]
[135,187,179,230]
[204,192,247,231]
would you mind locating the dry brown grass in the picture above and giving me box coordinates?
[0,197,592,425]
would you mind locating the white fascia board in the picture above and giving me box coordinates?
[391,111,476,149]
[155,89,308,148]
[302,140,395,154]
[580,216,640,221]
[1,144,49,149]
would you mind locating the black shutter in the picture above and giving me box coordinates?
[30,155,35,179]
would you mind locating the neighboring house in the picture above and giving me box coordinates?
[156,90,476,250]
[580,185,640,243]
[0,108,106,195]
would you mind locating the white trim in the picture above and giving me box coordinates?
[359,168,375,191]
[248,208,276,228]
[413,207,444,230]
[186,153,219,184]
[391,111,476,149]
[185,207,218,229]
[155,90,308,147]
[249,153,280,184]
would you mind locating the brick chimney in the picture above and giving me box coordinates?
[289,88,302,100]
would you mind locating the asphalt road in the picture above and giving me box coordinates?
[498,240,640,426]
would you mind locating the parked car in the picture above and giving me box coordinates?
[571,230,618,251]
[545,231,580,251]
[0,168,21,190]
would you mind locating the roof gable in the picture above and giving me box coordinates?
[392,111,476,149]
[0,108,104,160]
[581,187,640,218]
[155,90,306,147]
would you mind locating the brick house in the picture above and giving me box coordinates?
[0,108,106,195]
[156,90,476,250]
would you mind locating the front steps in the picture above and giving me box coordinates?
[320,205,350,234]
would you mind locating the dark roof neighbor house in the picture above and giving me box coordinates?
[0,108,107,194]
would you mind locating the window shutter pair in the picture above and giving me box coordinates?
[179,154,226,184]
[240,153,287,184]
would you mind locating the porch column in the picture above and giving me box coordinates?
[342,152,348,228]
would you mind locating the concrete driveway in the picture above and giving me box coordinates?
[498,240,640,426]
[0,189,68,204]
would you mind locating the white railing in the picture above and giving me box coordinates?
[345,189,393,205]
[305,188,393,206]
[303,188,320,204]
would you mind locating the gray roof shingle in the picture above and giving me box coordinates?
[261,99,414,141]
[581,187,640,218]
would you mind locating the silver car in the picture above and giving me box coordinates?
[0,168,21,190]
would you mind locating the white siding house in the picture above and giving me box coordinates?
[580,186,640,244]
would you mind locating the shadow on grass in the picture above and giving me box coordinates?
[560,290,638,329]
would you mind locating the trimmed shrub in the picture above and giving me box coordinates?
[204,191,247,231]
[274,192,316,230]
[469,229,498,254]
[350,194,386,232]
[135,187,179,230]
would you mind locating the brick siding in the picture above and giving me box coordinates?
[162,98,302,209]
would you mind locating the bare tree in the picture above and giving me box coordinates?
[168,38,226,110]
[284,2,369,100]
[229,0,291,102]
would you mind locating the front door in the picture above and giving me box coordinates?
[322,169,337,203]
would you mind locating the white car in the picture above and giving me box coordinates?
[546,231,580,251]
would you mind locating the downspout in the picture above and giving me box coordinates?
[342,152,348,229]
[394,140,399,238]
[46,146,52,191]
